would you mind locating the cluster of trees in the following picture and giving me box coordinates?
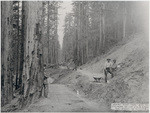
[1,1,60,108]
[42,1,60,66]
[1,1,25,106]
[62,1,148,66]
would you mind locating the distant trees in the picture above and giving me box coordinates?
[62,13,75,64]
[62,1,148,66]
[62,2,90,66]
[41,1,60,67]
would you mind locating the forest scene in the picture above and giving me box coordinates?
[1,1,149,112]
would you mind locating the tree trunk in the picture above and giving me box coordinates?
[22,1,44,107]
[123,1,126,39]
[101,3,105,53]
[1,1,14,106]
[47,1,50,65]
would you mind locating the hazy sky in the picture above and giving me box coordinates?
[58,1,73,48]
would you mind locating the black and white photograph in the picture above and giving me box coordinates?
[1,1,149,112]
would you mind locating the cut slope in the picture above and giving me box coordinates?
[83,34,148,75]
[57,34,149,111]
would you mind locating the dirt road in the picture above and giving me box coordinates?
[22,77,105,112]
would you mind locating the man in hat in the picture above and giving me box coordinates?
[104,59,113,83]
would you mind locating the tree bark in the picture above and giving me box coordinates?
[1,1,14,106]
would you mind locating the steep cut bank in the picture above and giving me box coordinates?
[57,34,149,111]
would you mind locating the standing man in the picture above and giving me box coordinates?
[43,64,48,98]
[104,59,113,83]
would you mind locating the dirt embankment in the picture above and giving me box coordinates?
[56,34,149,111]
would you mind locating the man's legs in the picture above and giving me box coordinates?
[104,69,107,83]
[110,71,114,78]
[39,84,44,97]
[107,68,114,78]
[44,84,48,98]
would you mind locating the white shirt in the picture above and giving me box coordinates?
[105,61,112,68]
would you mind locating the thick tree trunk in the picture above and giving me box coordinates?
[22,1,44,107]
[1,1,14,106]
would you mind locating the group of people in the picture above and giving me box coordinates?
[104,59,117,83]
